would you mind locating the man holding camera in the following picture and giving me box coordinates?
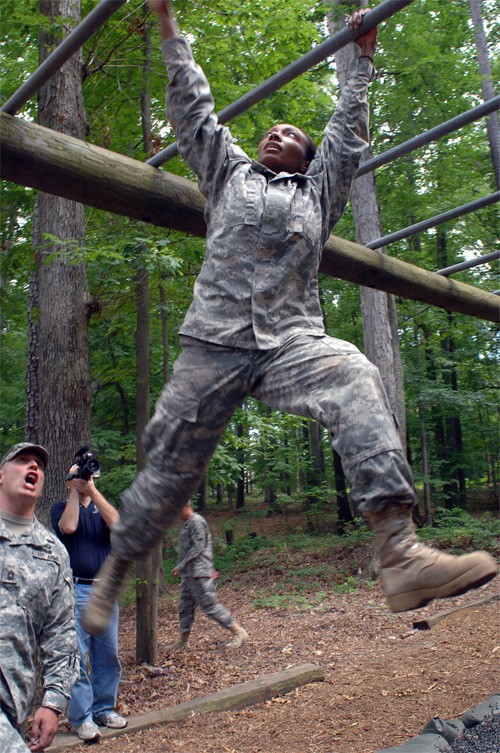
[51,457,127,742]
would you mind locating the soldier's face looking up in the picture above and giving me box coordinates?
[0,453,45,514]
[258,124,312,175]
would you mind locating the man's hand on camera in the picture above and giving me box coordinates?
[72,476,96,496]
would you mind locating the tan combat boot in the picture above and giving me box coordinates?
[366,503,498,613]
[166,631,190,651]
[227,622,249,649]
[82,553,130,635]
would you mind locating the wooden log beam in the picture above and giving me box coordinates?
[320,236,499,323]
[47,663,325,750]
[1,112,498,323]
[0,112,206,236]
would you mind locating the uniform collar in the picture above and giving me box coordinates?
[0,514,53,547]
[250,160,311,184]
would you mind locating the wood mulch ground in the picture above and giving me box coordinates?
[55,513,500,753]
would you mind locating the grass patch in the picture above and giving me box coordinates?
[252,590,328,611]
[332,576,363,594]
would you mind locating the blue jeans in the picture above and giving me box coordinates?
[69,584,121,727]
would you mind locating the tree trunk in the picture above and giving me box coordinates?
[330,0,407,445]
[262,407,278,515]
[467,0,500,188]
[303,423,322,511]
[413,326,432,524]
[236,422,246,510]
[135,263,160,664]
[309,422,325,484]
[435,229,466,509]
[194,474,207,511]
[423,324,446,507]
[159,283,170,383]
[442,312,467,508]
[135,10,159,665]
[332,447,352,531]
[30,0,90,523]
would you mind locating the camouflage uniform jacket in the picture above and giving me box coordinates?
[176,513,213,578]
[0,515,79,725]
[162,37,374,350]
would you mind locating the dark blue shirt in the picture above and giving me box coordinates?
[51,501,111,579]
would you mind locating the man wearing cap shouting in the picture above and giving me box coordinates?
[0,443,79,753]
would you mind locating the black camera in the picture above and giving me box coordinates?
[66,445,101,481]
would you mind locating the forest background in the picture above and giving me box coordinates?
[1,0,499,619]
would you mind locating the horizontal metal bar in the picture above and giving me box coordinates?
[436,250,500,276]
[357,96,500,177]
[1,0,127,116]
[146,0,415,167]
[366,192,500,250]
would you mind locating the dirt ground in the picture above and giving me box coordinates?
[57,521,500,753]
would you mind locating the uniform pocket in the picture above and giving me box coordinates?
[7,549,59,624]
[287,186,322,249]
[318,334,361,355]
[220,169,262,228]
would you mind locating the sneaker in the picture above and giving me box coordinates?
[94,711,128,729]
[73,720,101,741]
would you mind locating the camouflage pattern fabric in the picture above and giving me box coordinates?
[178,576,233,633]
[109,37,416,561]
[112,335,416,559]
[177,512,214,578]
[0,516,79,730]
[0,708,29,753]
[163,37,373,350]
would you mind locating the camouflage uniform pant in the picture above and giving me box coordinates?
[112,334,416,559]
[178,576,233,633]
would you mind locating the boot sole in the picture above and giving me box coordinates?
[386,563,498,613]
[81,556,130,635]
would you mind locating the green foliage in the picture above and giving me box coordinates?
[214,533,269,570]
[331,576,363,594]
[419,507,500,554]
[252,590,328,611]
[1,0,498,508]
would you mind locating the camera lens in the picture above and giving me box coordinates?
[86,458,100,474]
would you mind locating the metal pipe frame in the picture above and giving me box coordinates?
[366,192,500,250]
[146,0,415,167]
[1,0,496,287]
[357,96,500,177]
[1,0,127,116]
[436,250,500,277]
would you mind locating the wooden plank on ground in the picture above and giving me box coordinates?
[48,663,325,751]
[412,593,500,630]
